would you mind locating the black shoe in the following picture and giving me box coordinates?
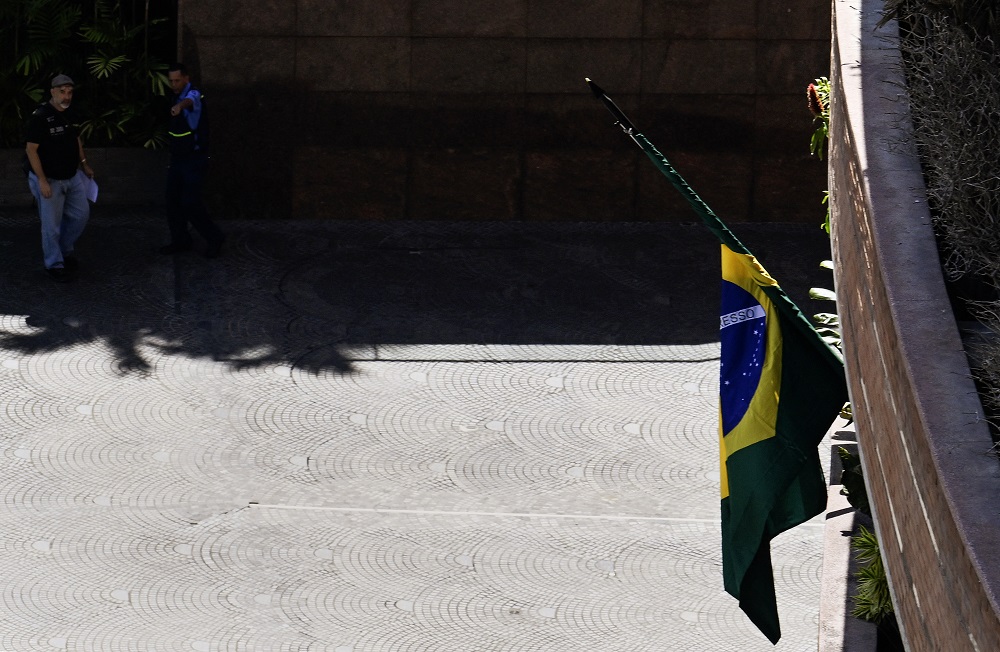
[46,267,71,283]
[62,255,79,271]
[159,242,193,255]
[205,236,225,259]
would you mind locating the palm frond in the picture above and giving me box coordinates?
[87,53,130,79]
[809,287,838,301]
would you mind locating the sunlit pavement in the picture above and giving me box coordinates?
[0,212,835,651]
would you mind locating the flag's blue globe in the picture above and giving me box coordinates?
[719,280,767,434]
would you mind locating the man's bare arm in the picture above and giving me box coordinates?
[77,137,94,178]
[25,142,52,198]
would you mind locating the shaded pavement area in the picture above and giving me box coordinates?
[0,210,835,650]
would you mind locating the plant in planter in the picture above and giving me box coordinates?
[806,76,852,420]
[0,0,81,146]
[838,446,903,648]
[807,70,900,645]
[77,0,172,148]
[851,526,893,623]
[885,1,1000,443]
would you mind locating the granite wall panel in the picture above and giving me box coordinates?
[410,39,527,93]
[196,38,297,85]
[82,148,169,206]
[522,149,637,221]
[208,146,294,220]
[754,94,818,156]
[183,0,295,36]
[641,93,755,151]
[296,38,411,92]
[0,149,167,208]
[637,150,753,222]
[211,88,298,147]
[757,1,831,40]
[408,94,526,147]
[412,0,528,36]
[293,147,408,219]
[752,153,826,222]
[0,150,32,208]
[524,94,628,149]
[409,149,521,220]
[526,40,642,94]
[296,0,411,36]
[757,40,829,94]
[300,93,414,147]
[178,0,831,221]
[644,0,756,39]
[527,0,643,38]
[643,40,757,94]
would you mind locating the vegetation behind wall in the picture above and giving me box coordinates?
[887,0,1000,440]
[0,0,176,149]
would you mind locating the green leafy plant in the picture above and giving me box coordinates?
[851,525,895,624]
[807,77,831,160]
[805,76,851,420]
[805,78,840,348]
[0,0,80,146]
[810,260,842,349]
[76,0,172,147]
[837,447,871,515]
[820,190,831,234]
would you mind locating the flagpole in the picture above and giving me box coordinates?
[585,78,846,370]
[585,78,747,254]
[587,78,850,645]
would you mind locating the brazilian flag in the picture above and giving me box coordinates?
[635,133,849,643]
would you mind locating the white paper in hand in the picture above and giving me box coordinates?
[75,169,99,203]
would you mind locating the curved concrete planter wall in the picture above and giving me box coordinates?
[829,0,1000,649]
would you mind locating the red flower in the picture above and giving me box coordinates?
[807,83,825,116]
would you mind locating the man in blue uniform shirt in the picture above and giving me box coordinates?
[160,62,224,258]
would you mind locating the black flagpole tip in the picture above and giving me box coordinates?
[585,78,606,98]
[585,78,640,141]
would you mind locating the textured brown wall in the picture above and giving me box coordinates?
[0,148,167,209]
[179,0,830,221]
[829,1,1000,649]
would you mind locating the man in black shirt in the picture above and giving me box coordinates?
[24,74,95,282]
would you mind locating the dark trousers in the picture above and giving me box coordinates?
[165,154,223,246]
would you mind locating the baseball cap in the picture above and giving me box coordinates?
[51,74,75,88]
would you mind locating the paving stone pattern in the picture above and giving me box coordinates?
[0,213,835,650]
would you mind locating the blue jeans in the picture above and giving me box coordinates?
[27,171,90,269]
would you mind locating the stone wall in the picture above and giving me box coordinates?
[829,0,1000,649]
[178,0,830,220]
[0,148,167,210]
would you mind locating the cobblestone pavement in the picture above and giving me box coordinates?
[0,212,837,651]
